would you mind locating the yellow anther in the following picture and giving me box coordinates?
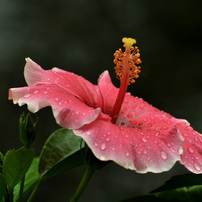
[122,37,136,50]
[114,38,141,85]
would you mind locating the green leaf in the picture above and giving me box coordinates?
[0,173,6,200]
[119,194,177,202]
[39,128,84,178]
[156,185,202,202]
[14,157,39,201]
[151,173,202,193]
[2,147,34,189]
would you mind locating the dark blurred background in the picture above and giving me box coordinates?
[1,0,202,201]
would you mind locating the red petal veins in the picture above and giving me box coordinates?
[24,58,103,108]
[9,84,104,130]
[74,114,183,173]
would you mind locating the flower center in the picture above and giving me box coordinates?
[110,37,141,124]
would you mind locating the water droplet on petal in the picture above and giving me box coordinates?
[139,105,144,109]
[127,113,133,118]
[141,137,148,143]
[24,94,31,98]
[161,126,168,130]
[82,112,86,116]
[126,152,130,157]
[68,100,72,104]
[106,137,110,142]
[194,163,201,171]
[58,102,62,105]
[86,131,91,135]
[43,91,48,95]
[188,147,194,154]
[55,97,59,102]
[161,151,168,160]
[94,142,98,147]
[100,143,106,151]
[33,90,39,94]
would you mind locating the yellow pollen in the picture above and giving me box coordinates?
[114,37,141,85]
[122,37,136,50]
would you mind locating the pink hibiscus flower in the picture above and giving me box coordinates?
[9,38,202,174]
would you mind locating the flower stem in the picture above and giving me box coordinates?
[70,165,95,202]
[18,175,25,201]
[27,177,43,202]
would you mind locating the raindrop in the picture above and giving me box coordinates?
[161,151,168,160]
[143,118,148,122]
[82,112,86,116]
[58,102,62,105]
[126,152,130,157]
[155,131,160,136]
[75,111,79,115]
[139,105,144,109]
[86,131,91,135]
[55,97,59,102]
[45,87,51,90]
[68,100,72,104]
[106,137,110,142]
[188,147,194,154]
[161,126,168,130]
[194,163,201,171]
[24,94,31,98]
[100,143,106,151]
[33,90,39,94]
[43,91,48,95]
[141,137,148,143]
[94,142,98,147]
[123,107,128,111]
[127,113,133,118]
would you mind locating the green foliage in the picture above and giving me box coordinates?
[19,113,39,149]
[14,157,39,201]
[39,128,85,179]
[151,173,202,193]
[2,147,34,190]
[0,174,6,200]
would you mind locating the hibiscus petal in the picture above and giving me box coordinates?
[74,114,183,173]
[24,58,103,108]
[98,71,119,114]
[172,119,202,174]
[9,84,104,129]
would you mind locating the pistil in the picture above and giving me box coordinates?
[110,38,141,124]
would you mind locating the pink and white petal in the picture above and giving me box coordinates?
[74,115,183,173]
[9,84,103,130]
[98,71,119,114]
[174,121,202,174]
[24,58,103,108]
